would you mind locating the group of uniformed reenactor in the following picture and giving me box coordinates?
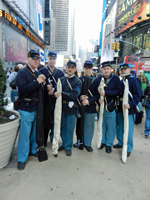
[15,49,141,170]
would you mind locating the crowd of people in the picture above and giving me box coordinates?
[8,49,150,170]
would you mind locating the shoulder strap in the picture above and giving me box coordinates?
[66,77,81,106]
[25,68,37,80]
[46,66,57,84]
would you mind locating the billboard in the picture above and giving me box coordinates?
[37,0,43,39]
[116,0,150,34]
[4,25,27,63]
[101,2,117,63]
[7,0,28,17]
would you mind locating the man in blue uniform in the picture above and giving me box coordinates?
[16,50,46,170]
[92,61,121,153]
[39,51,64,146]
[113,63,141,157]
[55,60,82,156]
[73,60,98,152]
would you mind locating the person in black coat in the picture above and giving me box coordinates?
[113,63,141,157]
[16,50,46,170]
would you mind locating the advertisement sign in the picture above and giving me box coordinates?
[101,2,117,63]
[5,25,27,63]
[116,0,150,34]
[37,0,43,39]
[40,50,44,65]
[7,0,28,17]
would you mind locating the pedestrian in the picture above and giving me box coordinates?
[113,63,141,157]
[135,71,146,124]
[73,60,98,152]
[94,61,121,153]
[39,51,64,146]
[55,60,82,156]
[7,64,24,102]
[143,83,150,138]
[15,50,46,170]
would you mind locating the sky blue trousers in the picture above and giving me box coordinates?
[116,112,135,153]
[102,109,116,147]
[17,110,37,162]
[61,111,76,150]
[83,112,95,146]
[144,104,150,135]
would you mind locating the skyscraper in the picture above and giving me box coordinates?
[52,0,75,56]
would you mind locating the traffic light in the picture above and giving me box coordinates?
[112,42,116,50]
[116,42,120,50]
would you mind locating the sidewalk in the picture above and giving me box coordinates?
[0,115,150,200]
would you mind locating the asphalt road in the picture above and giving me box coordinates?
[0,114,150,200]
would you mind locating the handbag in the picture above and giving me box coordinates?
[38,147,48,162]
[9,80,16,89]
[142,97,149,108]
[105,98,115,112]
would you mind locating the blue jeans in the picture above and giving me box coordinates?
[83,112,95,146]
[116,112,135,152]
[11,90,18,102]
[144,104,150,135]
[17,110,37,162]
[61,111,76,150]
[102,109,116,147]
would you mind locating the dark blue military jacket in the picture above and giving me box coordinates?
[39,66,64,88]
[79,76,98,113]
[117,74,141,115]
[60,75,82,115]
[91,73,121,105]
[15,65,40,112]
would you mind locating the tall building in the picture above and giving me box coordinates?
[51,0,75,56]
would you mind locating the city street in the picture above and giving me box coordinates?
[0,108,150,200]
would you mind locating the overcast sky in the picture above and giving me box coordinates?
[75,0,103,48]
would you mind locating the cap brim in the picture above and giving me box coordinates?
[31,56,41,58]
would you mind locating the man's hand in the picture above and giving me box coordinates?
[124,103,130,109]
[82,99,89,106]
[80,95,87,101]
[37,74,46,84]
[48,88,54,95]
[47,85,53,91]
[54,92,61,98]
[99,99,104,104]
[100,90,105,96]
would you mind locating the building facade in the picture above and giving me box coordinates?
[0,0,48,69]
[100,0,150,71]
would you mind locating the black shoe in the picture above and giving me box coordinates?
[84,145,93,152]
[58,146,65,151]
[78,143,84,150]
[99,143,106,149]
[106,146,112,153]
[73,142,78,147]
[127,152,131,157]
[113,144,122,149]
[66,150,72,156]
[29,152,38,157]
[18,162,25,170]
